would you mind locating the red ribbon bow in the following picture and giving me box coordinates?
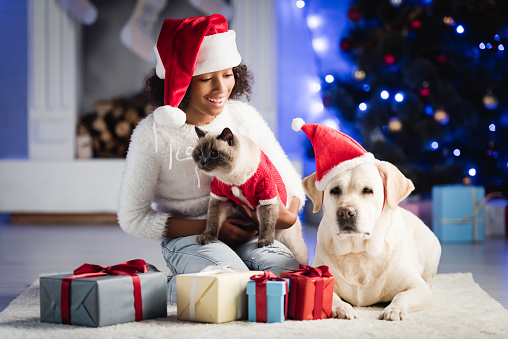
[61,259,147,325]
[286,265,333,320]
[287,264,332,278]
[250,271,288,323]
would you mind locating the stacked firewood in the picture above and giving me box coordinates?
[76,92,152,158]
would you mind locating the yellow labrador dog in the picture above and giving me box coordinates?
[303,160,441,321]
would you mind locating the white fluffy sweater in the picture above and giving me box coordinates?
[117,100,305,240]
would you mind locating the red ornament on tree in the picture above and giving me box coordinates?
[420,88,430,96]
[437,54,447,63]
[347,5,363,23]
[340,38,352,52]
[384,54,396,64]
[410,19,422,29]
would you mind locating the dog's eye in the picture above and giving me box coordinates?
[211,150,219,157]
[362,187,373,194]
[330,187,341,195]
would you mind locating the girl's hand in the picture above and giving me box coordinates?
[241,196,300,229]
[218,218,258,246]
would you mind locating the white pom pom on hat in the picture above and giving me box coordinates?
[291,118,305,131]
[153,106,187,127]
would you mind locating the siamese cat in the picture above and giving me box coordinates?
[192,127,308,264]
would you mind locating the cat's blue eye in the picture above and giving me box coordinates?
[197,150,202,157]
[211,150,219,157]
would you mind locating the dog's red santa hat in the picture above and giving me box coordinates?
[292,118,375,191]
[153,14,241,127]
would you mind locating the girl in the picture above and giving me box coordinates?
[117,14,307,302]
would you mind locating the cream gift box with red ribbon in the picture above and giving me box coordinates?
[176,266,263,323]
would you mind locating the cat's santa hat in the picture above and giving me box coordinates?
[292,118,375,191]
[153,14,241,127]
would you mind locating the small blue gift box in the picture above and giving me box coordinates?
[432,184,485,243]
[246,278,289,323]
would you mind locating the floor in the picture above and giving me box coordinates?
[0,221,507,312]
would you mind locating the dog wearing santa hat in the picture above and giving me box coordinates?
[292,118,441,321]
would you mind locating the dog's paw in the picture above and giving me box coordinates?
[196,233,216,245]
[379,305,407,321]
[331,303,357,320]
[257,237,274,248]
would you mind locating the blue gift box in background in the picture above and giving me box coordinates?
[432,184,485,243]
[246,279,288,323]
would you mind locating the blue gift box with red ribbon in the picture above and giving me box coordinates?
[246,271,289,323]
[39,259,167,327]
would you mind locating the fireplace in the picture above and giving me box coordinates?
[0,0,278,215]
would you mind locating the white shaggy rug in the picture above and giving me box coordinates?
[1,273,507,338]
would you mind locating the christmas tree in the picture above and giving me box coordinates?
[323,0,508,194]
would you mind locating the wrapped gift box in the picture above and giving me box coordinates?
[485,199,508,238]
[280,265,334,320]
[177,268,263,323]
[40,261,167,327]
[432,185,485,243]
[246,272,289,323]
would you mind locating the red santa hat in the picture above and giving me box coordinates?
[153,14,241,127]
[292,118,375,191]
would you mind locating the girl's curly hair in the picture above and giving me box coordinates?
[143,64,253,111]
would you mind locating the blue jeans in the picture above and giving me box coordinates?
[161,235,300,302]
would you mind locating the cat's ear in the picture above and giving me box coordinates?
[218,128,235,146]
[195,127,206,139]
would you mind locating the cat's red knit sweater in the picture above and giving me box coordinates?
[210,151,287,209]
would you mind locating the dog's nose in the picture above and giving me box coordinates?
[338,206,356,219]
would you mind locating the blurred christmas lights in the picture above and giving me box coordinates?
[483,92,498,110]
[354,69,366,80]
[434,109,449,125]
[312,37,328,53]
[307,15,322,29]
[443,17,455,26]
[388,117,402,132]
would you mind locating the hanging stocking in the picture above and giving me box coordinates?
[188,0,232,20]
[120,0,167,63]
[57,0,98,25]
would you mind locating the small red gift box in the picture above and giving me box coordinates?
[280,265,334,320]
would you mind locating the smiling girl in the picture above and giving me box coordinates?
[117,14,307,303]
